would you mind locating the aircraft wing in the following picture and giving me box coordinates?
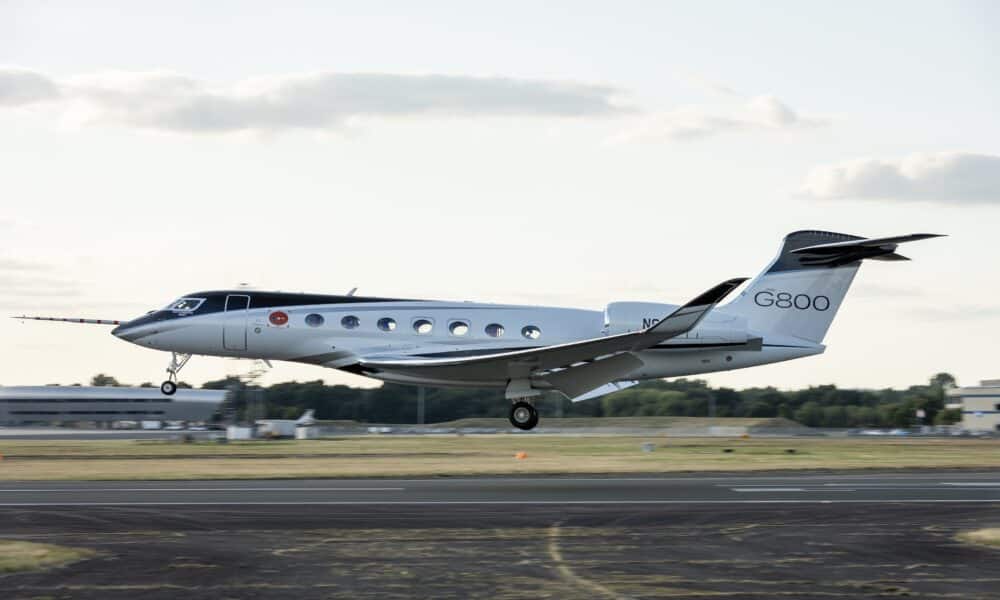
[357,278,747,388]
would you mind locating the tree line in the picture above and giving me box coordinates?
[84,372,962,428]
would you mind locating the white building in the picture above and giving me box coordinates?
[946,380,1000,433]
[0,386,226,426]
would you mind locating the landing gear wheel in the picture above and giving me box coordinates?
[509,401,539,431]
[159,352,191,397]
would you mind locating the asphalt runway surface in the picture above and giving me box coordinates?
[2,471,999,599]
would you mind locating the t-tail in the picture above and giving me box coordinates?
[723,230,944,344]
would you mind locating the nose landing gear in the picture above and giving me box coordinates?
[160,352,191,396]
[509,400,539,431]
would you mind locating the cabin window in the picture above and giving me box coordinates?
[413,318,434,334]
[305,313,325,327]
[449,321,470,336]
[521,325,541,340]
[378,317,397,332]
[341,315,360,329]
[167,298,205,312]
[485,323,504,338]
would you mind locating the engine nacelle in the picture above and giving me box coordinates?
[603,301,750,343]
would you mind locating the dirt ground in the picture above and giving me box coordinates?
[2,501,999,599]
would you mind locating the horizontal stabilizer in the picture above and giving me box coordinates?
[792,233,944,254]
[13,315,124,325]
[790,233,944,266]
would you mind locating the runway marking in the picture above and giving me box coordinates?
[823,483,935,487]
[731,488,806,492]
[0,487,405,493]
[0,499,998,506]
[941,482,1000,487]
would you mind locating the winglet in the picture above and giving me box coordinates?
[645,278,748,338]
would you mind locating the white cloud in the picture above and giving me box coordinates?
[2,68,829,143]
[0,68,60,106]
[909,304,1000,321]
[0,274,79,295]
[851,283,925,299]
[612,95,825,143]
[1,68,632,133]
[679,72,741,98]
[0,256,53,272]
[800,152,1000,205]
[0,259,80,308]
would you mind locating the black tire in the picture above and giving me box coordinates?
[160,380,178,396]
[509,401,539,431]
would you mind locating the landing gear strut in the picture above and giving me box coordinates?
[509,400,539,431]
[160,352,191,396]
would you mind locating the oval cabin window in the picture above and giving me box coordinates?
[413,319,433,334]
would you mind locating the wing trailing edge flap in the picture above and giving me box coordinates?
[570,380,640,403]
[538,353,643,400]
[357,278,748,383]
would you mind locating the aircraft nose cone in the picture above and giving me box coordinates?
[112,319,151,342]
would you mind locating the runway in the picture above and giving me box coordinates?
[0,470,998,505]
[2,471,999,599]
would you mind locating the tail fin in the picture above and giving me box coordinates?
[724,230,943,343]
[296,409,316,425]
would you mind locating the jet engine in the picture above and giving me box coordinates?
[603,301,751,344]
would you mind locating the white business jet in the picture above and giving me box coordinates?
[17,230,941,430]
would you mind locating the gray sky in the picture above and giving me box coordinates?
[2,0,998,390]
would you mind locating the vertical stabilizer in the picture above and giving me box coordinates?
[723,230,942,343]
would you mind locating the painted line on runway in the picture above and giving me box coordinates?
[941,482,1000,487]
[0,499,998,506]
[0,487,406,493]
[732,488,806,492]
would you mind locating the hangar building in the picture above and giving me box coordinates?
[946,380,1000,433]
[0,386,226,426]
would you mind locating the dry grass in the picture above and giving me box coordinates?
[956,528,1000,548]
[0,540,98,573]
[0,436,998,480]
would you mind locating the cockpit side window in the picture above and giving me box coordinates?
[167,298,206,312]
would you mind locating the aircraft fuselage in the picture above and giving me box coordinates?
[111,291,822,389]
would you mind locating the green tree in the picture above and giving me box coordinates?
[90,374,121,387]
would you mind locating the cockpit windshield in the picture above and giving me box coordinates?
[166,297,205,312]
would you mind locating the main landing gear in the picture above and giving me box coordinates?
[509,400,539,431]
[160,352,192,396]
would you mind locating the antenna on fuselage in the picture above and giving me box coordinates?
[346,287,358,296]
